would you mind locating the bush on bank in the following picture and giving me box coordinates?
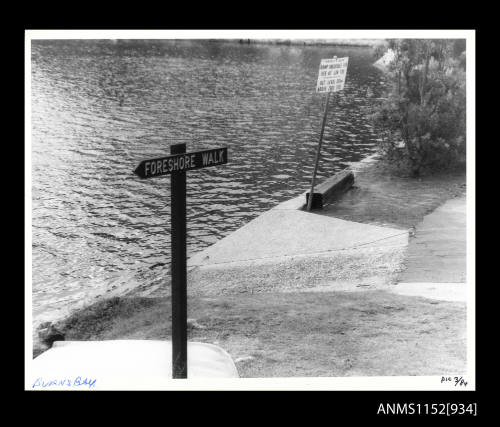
[372,39,466,177]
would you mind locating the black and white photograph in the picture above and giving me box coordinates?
[25,30,475,392]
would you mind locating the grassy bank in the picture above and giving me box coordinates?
[47,291,466,377]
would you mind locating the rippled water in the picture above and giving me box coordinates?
[31,39,388,324]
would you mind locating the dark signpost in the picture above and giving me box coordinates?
[307,56,349,211]
[134,143,228,378]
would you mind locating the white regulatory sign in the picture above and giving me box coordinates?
[316,57,349,93]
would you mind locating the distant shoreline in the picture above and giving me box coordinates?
[41,39,386,48]
[217,39,387,48]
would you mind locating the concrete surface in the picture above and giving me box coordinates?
[188,208,408,268]
[31,340,239,387]
[181,192,409,296]
[188,245,408,296]
[390,282,467,302]
[387,195,467,302]
[398,195,466,283]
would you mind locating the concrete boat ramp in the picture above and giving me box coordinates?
[185,193,410,295]
[185,191,467,301]
[141,187,466,302]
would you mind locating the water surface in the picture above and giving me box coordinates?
[31,40,388,324]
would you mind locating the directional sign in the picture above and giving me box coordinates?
[134,147,228,179]
[133,143,229,379]
[316,57,349,93]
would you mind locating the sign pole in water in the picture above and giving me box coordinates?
[134,144,228,379]
[307,56,349,211]
[307,91,332,211]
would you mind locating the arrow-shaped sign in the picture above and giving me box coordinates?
[133,143,229,378]
[134,147,228,179]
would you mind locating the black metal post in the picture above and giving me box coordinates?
[170,142,187,378]
[307,91,332,211]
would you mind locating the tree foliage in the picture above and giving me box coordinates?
[373,39,466,176]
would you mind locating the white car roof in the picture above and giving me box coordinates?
[30,340,239,389]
